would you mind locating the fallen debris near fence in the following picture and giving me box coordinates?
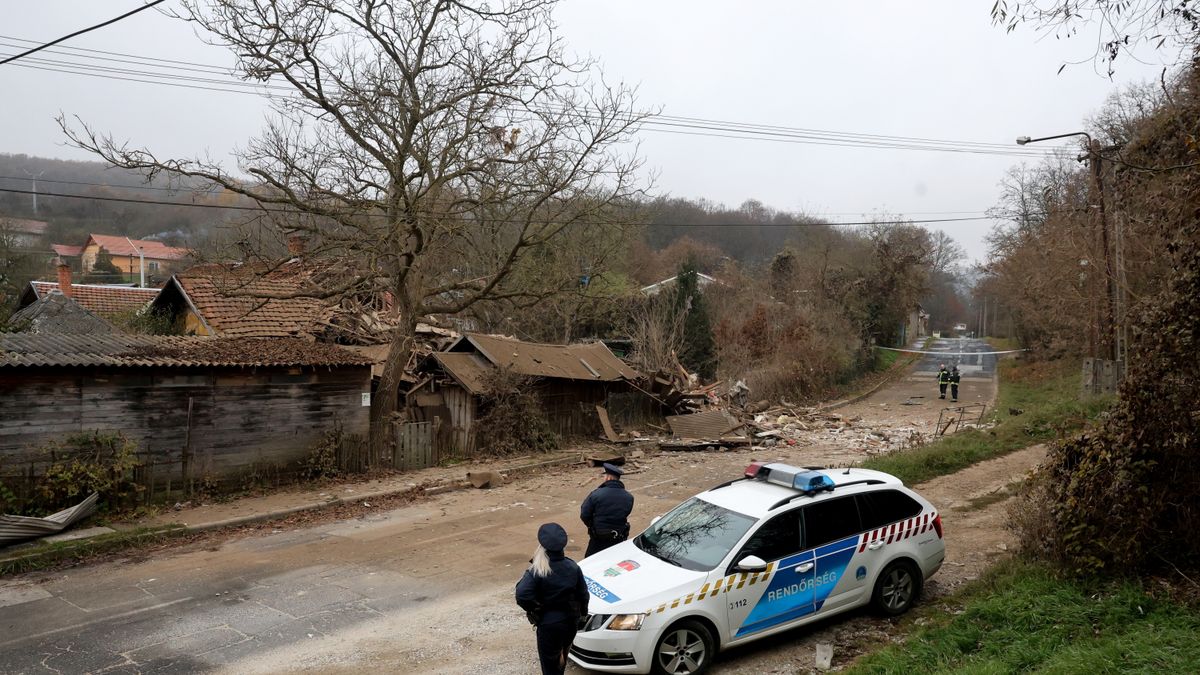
[0,493,99,546]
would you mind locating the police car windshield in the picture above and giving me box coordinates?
[634,497,756,572]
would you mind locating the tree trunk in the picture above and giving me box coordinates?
[369,314,418,462]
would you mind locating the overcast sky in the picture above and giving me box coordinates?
[0,1,1170,263]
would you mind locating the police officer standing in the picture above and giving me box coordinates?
[515,523,589,675]
[580,463,634,557]
[937,363,950,399]
[949,366,961,402]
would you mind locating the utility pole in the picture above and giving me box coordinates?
[1090,139,1119,363]
[23,170,45,215]
[125,236,145,287]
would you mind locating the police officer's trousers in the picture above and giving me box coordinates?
[585,530,626,558]
[535,618,577,675]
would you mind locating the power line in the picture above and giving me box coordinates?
[0,1,167,66]
[0,175,1004,215]
[0,36,1063,158]
[0,186,1008,227]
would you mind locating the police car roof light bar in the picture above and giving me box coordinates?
[767,478,887,511]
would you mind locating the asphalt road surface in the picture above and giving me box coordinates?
[0,345,1004,674]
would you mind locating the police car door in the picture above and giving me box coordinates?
[723,508,813,640]
[800,495,866,614]
[839,489,926,609]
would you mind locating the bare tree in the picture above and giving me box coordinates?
[991,0,1200,74]
[61,0,650,453]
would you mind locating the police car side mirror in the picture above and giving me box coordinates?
[650,515,662,526]
[735,555,767,573]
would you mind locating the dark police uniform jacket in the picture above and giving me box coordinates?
[581,480,634,536]
[514,552,589,625]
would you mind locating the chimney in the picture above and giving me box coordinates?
[286,232,307,257]
[56,258,73,298]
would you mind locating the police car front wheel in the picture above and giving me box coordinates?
[873,560,921,616]
[651,619,714,675]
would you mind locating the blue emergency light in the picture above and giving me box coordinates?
[745,462,836,494]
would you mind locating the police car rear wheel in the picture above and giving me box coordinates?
[651,619,713,675]
[873,561,920,616]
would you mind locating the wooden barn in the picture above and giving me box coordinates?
[0,334,373,496]
[407,334,658,456]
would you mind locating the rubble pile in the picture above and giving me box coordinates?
[742,408,930,455]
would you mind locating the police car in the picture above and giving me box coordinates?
[570,462,945,674]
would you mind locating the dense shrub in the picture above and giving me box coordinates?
[1,432,144,516]
[474,368,558,456]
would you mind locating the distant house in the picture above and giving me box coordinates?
[6,291,115,334]
[0,334,373,495]
[899,304,930,346]
[640,272,720,296]
[17,264,158,318]
[0,218,48,248]
[49,243,84,264]
[81,233,190,281]
[409,333,652,453]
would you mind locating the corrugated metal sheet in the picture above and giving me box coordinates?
[0,493,98,545]
[665,409,744,439]
[0,334,373,369]
[433,352,492,395]
[453,334,641,382]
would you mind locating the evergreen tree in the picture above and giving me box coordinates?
[671,262,717,380]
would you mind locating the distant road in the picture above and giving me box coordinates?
[913,337,997,379]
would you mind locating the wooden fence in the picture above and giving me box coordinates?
[393,420,435,470]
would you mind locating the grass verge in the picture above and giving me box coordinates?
[848,558,1200,674]
[0,525,186,576]
[860,355,1112,484]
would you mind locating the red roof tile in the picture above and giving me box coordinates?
[30,281,158,317]
[88,234,189,260]
[1,218,48,235]
[51,244,84,257]
[172,264,329,338]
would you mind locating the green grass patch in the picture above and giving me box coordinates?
[860,357,1112,484]
[0,524,186,576]
[849,558,1200,674]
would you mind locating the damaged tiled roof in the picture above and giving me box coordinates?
[7,292,115,335]
[171,264,329,338]
[0,334,373,368]
[88,234,189,260]
[29,281,158,316]
[431,333,641,393]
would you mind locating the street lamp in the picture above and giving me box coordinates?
[1015,131,1092,146]
[1016,130,1117,363]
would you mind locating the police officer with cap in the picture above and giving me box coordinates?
[515,523,589,675]
[580,462,634,557]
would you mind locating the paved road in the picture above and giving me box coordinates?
[913,337,998,380]
[0,347,1003,674]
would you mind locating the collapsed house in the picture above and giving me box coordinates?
[408,334,660,454]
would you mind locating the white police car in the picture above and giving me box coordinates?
[570,462,945,674]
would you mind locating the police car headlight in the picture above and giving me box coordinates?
[608,613,647,631]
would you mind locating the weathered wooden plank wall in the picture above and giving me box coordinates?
[0,366,372,493]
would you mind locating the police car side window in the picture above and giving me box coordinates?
[856,490,923,530]
[801,497,863,550]
[736,509,801,563]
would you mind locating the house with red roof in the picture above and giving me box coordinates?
[81,233,190,281]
